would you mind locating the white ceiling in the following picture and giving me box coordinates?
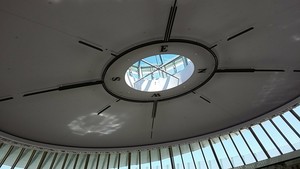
[0,0,300,148]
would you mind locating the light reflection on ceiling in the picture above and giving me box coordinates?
[68,113,123,136]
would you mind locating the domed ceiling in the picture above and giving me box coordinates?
[0,0,300,149]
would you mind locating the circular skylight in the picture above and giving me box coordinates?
[125,54,194,92]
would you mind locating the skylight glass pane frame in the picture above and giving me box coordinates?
[250,125,281,158]
[189,142,208,169]
[200,140,220,169]
[229,132,256,164]
[210,138,232,169]
[219,135,244,167]
[272,116,300,150]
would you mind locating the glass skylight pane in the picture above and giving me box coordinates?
[40,152,55,169]
[240,129,268,161]
[0,144,10,162]
[15,149,33,168]
[108,154,118,169]
[230,133,256,164]
[130,152,139,169]
[261,120,293,154]
[119,153,128,169]
[76,154,87,169]
[282,111,300,135]
[150,149,161,169]
[210,138,232,169]
[219,135,244,167]
[2,147,21,166]
[99,154,109,169]
[171,146,184,169]
[293,106,300,116]
[66,154,78,169]
[189,142,207,169]
[140,150,150,169]
[87,154,98,169]
[27,151,43,169]
[272,116,300,149]
[180,144,196,169]
[200,140,219,169]
[251,125,281,158]
[160,148,172,169]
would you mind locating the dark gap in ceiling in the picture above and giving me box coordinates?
[164,0,178,41]
[200,96,211,103]
[58,80,103,91]
[210,44,217,49]
[23,89,58,97]
[227,27,254,41]
[216,69,285,73]
[78,41,103,52]
[97,105,111,115]
[0,97,13,102]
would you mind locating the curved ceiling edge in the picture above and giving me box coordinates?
[0,96,299,153]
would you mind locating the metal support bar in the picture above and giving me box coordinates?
[219,137,234,168]
[0,146,14,167]
[96,154,100,169]
[138,151,141,169]
[128,152,131,169]
[259,124,283,155]
[158,149,163,169]
[107,154,111,169]
[178,146,186,169]
[280,114,300,138]
[188,144,197,169]
[50,153,58,169]
[11,148,25,169]
[249,127,271,158]
[73,154,79,169]
[149,150,152,169]
[24,150,36,169]
[270,119,296,151]
[290,110,300,121]
[117,154,121,169]
[168,147,175,169]
[239,131,258,162]
[208,140,222,169]
[84,154,90,169]
[229,134,246,165]
[61,154,69,169]
[37,151,48,169]
[198,142,209,169]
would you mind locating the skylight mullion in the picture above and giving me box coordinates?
[37,151,48,169]
[250,125,280,158]
[269,119,297,151]
[218,137,234,168]
[272,116,300,149]
[259,123,283,155]
[221,134,245,167]
[11,148,25,169]
[237,131,258,162]
[280,114,300,138]
[290,109,300,121]
[178,145,186,169]
[188,144,197,169]
[0,145,13,167]
[241,129,268,160]
[200,140,220,169]
[198,142,209,169]
[168,147,175,169]
[282,111,300,135]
